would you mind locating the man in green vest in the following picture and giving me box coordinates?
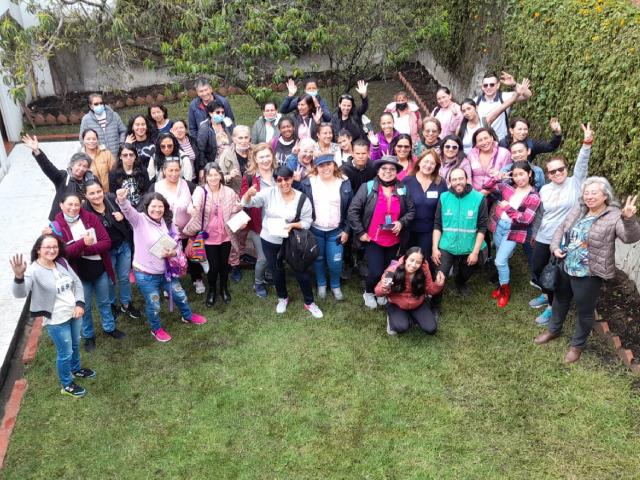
[432,168,488,296]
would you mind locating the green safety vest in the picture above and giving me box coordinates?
[439,190,487,255]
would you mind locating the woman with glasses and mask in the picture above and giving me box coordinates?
[79,93,127,157]
[330,80,369,142]
[197,100,235,165]
[148,132,193,182]
[528,124,593,326]
[439,135,471,186]
[348,156,415,310]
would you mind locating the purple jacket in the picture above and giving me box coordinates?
[370,130,400,162]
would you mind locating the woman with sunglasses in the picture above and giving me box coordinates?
[389,134,415,181]
[529,124,593,326]
[109,144,151,207]
[331,80,369,142]
[241,165,323,318]
[439,135,471,186]
[148,132,194,182]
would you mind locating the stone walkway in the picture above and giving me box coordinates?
[0,141,78,378]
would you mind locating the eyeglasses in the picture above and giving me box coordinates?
[121,152,135,158]
[482,82,496,88]
[379,167,396,173]
[92,102,104,106]
[395,144,411,149]
[547,166,566,176]
[444,144,459,150]
[214,111,225,115]
[160,143,174,150]
[424,129,439,134]
[40,246,59,251]
[276,177,292,183]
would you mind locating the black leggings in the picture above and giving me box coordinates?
[386,302,437,335]
[531,241,554,304]
[204,242,231,290]
[365,242,398,293]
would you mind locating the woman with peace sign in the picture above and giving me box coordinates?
[534,178,640,363]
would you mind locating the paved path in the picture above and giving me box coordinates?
[0,142,78,377]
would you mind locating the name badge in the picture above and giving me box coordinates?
[426,191,439,199]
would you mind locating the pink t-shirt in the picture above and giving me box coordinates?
[367,186,401,247]
[205,202,230,245]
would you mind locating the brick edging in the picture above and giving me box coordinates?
[22,317,43,364]
[593,311,639,373]
[397,72,431,117]
[0,379,27,468]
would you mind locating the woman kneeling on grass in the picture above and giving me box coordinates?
[10,235,95,397]
[374,247,445,336]
[115,189,207,342]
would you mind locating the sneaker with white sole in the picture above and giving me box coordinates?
[304,302,323,318]
[386,315,397,336]
[376,296,388,306]
[276,298,289,314]
[332,287,344,301]
[317,286,327,300]
[151,328,172,342]
[535,306,552,326]
[61,382,86,397]
[363,292,377,309]
[530,280,542,291]
[529,294,548,309]
[182,313,207,325]
[194,280,206,295]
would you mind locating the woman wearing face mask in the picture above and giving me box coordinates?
[271,116,297,166]
[286,137,317,189]
[125,114,157,171]
[50,193,122,351]
[148,132,193,182]
[482,161,541,308]
[389,134,415,181]
[534,178,639,364]
[374,247,446,336]
[147,104,173,134]
[240,144,277,298]
[300,154,353,301]
[368,112,400,162]
[149,158,205,295]
[330,81,369,142]
[79,93,127,157]
[171,119,201,183]
[498,116,563,163]
[11,235,95,397]
[22,134,95,221]
[431,87,462,139]
[109,144,151,207]
[438,135,471,186]
[184,162,242,307]
[241,165,323,319]
[83,180,141,321]
[414,118,442,157]
[115,189,207,342]
[384,91,423,144]
[196,100,235,166]
[468,128,512,193]
[252,102,281,144]
[528,124,593,326]
[81,128,116,192]
[348,156,415,309]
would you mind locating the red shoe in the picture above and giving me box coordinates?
[491,286,502,299]
[498,284,511,308]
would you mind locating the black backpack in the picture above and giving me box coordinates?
[281,193,319,272]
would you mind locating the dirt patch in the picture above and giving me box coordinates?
[399,62,442,112]
[597,269,640,359]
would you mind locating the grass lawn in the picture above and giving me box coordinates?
[25,79,405,138]
[4,254,640,479]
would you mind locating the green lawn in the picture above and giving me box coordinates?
[4,255,640,479]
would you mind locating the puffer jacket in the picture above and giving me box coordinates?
[550,205,640,280]
[79,106,127,157]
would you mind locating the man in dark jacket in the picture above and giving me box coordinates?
[188,78,235,138]
[341,139,376,194]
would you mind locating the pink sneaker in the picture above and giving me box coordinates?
[151,328,172,342]
[182,313,207,325]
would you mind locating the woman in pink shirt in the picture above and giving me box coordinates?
[184,163,242,307]
[467,128,512,192]
[431,87,462,139]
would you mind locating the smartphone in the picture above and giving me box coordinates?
[380,223,395,231]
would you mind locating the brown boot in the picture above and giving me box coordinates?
[534,330,560,345]
[564,346,583,364]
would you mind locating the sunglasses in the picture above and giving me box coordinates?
[547,166,566,176]
[424,129,439,134]
[396,144,411,149]
[482,82,496,88]
[443,144,459,150]
[160,143,174,149]
[276,177,293,183]
[92,102,104,106]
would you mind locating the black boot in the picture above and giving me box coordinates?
[206,281,217,307]
[220,277,231,304]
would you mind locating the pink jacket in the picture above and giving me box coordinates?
[467,142,511,191]
[432,103,463,138]
[152,179,193,237]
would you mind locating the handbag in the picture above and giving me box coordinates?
[281,193,319,272]
[539,257,563,291]
[185,188,209,263]
[165,225,188,279]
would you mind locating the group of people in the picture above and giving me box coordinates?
[10,72,639,398]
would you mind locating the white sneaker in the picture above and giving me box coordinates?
[332,287,344,301]
[304,302,323,319]
[317,286,327,300]
[363,292,377,309]
[194,280,206,295]
[386,315,397,336]
[376,295,388,306]
[276,297,289,314]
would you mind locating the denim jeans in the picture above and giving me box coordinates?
[109,241,132,307]
[311,227,343,289]
[134,271,192,332]
[82,271,116,338]
[248,230,267,285]
[47,318,82,387]
[493,219,518,286]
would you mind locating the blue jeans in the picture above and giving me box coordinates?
[47,318,82,387]
[82,271,116,338]
[134,271,192,332]
[311,227,343,289]
[109,242,132,307]
[493,219,518,286]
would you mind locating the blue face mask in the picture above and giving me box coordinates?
[305,91,318,98]
[63,213,80,223]
[93,105,105,115]
[212,114,224,124]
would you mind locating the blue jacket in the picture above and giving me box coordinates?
[280,94,332,122]
[300,175,354,234]
[188,94,235,138]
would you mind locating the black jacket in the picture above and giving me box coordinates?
[341,159,377,195]
[330,96,369,141]
[84,192,133,247]
[196,121,234,165]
